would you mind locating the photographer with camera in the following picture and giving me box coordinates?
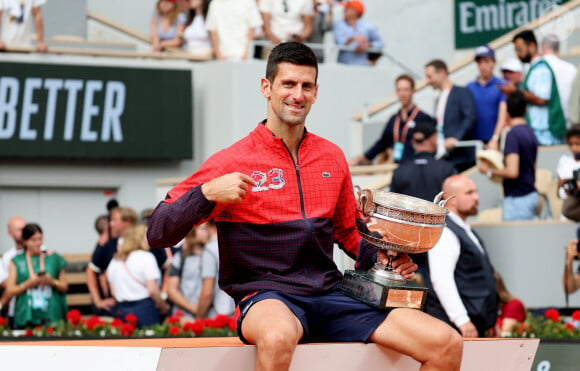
[557,125,580,221]
[563,235,580,294]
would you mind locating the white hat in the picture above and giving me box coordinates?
[477,149,504,184]
[500,57,523,73]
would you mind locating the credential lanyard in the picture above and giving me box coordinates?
[393,106,420,144]
[25,250,45,287]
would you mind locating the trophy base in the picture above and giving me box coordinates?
[341,270,427,310]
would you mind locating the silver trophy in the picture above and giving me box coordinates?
[341,186,451,310]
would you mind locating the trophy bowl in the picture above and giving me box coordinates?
[355,186,450,254]
[341,187,452,310]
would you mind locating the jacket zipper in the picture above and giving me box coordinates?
[281,137,307,220]
[281,137,320,289]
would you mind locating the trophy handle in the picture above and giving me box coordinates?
[433,191,455,207]
[355,185,375,217]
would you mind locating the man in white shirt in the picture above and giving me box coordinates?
[260,0,314,45]
[425,174,497,338]
[205,0,263,61]
[541,34,578,128]
[0,0,47,52]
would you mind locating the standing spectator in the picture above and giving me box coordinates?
[499,30,566,146]
[541,34,578,128]
[425,59,478,172]
[307,0,334,62]
[151,0,187,52]
[166,225,207,318]
[147,42,462,371]
[556,125,580,221]
[467,45,507,151]
[94,215,109,250]
[260,0,314,46]
[196,220,235,318]
[0,0,47,52]
[333,0,383,66]
[86,207,168,314]
[500,57,524,88]
[205,0,263,61]
[182,0,213,59]
[570,64,580,126]
[426,174,498,338]
[5,223,68,329]
[107,224,169,327]
[0,216,27,321]
[348,74,435,165]
[86,207,138,314]
[390,121,456,202]
[478,91,539,221]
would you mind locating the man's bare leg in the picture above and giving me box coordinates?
[369,308,463,371]
[241,299,304,371]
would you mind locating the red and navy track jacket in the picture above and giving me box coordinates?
[147,123,377,302]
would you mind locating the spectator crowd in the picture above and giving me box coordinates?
[0,208,235,330]
[1,1,580,353]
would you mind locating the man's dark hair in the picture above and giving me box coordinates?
[506,90,527,118]
[94,215,109,234]
[566,124,580,141]
[425,59,448,73]
[513,30,537,46]
[266,42,318,83]
[395,74,415,89]
[22,223,43,241]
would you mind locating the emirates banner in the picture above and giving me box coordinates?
[455,0,571,49]
[0,62,193,160]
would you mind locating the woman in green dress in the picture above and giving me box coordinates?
[5,223,68,329]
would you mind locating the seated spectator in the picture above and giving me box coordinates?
[0,0,47,52]
[260,0,314,46]
[205,0,263,61]
[500,58,524,88]
[494,271,526,336]
[477,91,539,221]
[467,45,507,151]
[182,0,213,59]
[563,237,580,295]
[333,1,383,66]
[425,59,477,172]
[107,224,169,327]
[390,121,456,202]
[166,224,208,318]
[151,0,187,52]
[349,74,435,165]
[195,220,235,318]
[557,125,580,221]
[5,223,68,329]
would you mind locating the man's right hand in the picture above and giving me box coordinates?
[96,297,116,311]
[459,321,478,338]
[201,172,257,204]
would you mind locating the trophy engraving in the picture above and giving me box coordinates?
[341,187,452,310]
